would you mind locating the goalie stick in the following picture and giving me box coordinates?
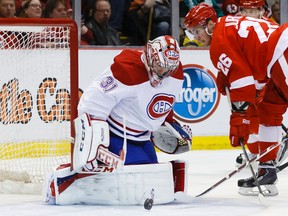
[195,140,282,197]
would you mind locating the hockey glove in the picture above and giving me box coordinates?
[230,112,250,147]
[151,122,192,154]
[216,71,229,96]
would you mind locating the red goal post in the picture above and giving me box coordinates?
[0,18,78,193]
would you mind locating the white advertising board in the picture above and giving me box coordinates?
[1,50,70,142]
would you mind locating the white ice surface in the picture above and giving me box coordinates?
[1,149,288,216]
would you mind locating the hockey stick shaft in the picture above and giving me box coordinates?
[195,141,281,197]
[277,161,288,172]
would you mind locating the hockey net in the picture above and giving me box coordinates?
[0,19,78,194]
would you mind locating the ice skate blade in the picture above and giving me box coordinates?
[238,184,278,196]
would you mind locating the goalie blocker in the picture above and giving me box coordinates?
[43,160,188,205]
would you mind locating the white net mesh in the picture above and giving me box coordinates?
[0,20,77,193]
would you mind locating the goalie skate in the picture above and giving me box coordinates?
[238,161,278,196]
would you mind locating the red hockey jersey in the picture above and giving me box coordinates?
[210,15,279,103]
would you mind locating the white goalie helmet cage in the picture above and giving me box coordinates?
[143,35,180,87]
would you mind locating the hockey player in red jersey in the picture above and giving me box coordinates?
[229,0,279,167]
[43,35,192,205]
[184,2,288,196]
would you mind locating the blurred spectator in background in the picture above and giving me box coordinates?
[179,0,192,46]
[0,0,16,17]
[122,0,171,46]
[183,0,224,17]
[270,0,279,23]
[15,0,27,16]
[149,0,171,39]
[63,0,72,18]
[108,0,131,45]
[222,0,239,15]
[40,0,70,9]
[122,0,153,46]
[108,0,129,31]
[81,0,121,46]
[81,0,94,21]
[18,0,42,17]
[43,0,67,18]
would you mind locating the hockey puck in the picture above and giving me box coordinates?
[144,198,153,210]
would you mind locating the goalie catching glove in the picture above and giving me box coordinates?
[151,122,192,154]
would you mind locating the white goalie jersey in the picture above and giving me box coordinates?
[77,49,184,141]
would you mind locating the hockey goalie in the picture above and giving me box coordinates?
[43,35,192,206]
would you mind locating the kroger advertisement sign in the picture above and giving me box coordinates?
[174,64,220,123]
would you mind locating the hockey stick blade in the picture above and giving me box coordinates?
[195,141,281,198]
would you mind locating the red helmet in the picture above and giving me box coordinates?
[184,3,217,29]
[239,0,265,8]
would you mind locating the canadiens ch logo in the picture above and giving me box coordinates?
[147,94,175,119]
[173,64,220,123]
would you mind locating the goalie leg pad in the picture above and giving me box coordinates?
[72,113,110,171]
[45,162,177,205]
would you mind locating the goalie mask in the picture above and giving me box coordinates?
[143,35,180,87]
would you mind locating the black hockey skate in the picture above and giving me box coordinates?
[238,161,278,196]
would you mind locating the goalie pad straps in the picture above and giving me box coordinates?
[72,113,111,171]
[152,122,192,154]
